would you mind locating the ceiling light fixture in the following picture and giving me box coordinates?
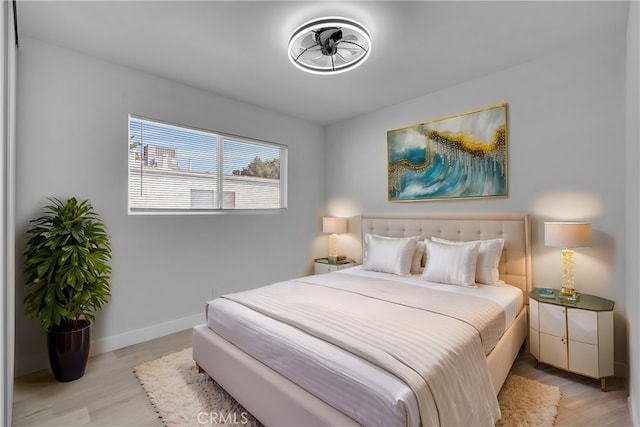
[288,16,371,75]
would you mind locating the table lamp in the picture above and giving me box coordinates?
[322,217,347,264]
[544,222,592,297]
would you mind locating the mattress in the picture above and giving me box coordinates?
[206,268,523,427]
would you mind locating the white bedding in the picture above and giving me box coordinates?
[342,266,524,330]
[206,268,523,427]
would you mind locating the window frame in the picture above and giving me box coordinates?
[127,114,288,215]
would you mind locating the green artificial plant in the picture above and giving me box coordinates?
[24,197,112,331]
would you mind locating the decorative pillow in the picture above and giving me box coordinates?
[432,237,505,285]
[363,234,418,276]
[421,239,481,287]
[411,241,426,274]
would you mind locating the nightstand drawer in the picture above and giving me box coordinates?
[313,259,355,275]
[540,332,568,370]
[539,303,565,337]
[314,263,339,274]
[569,340,599,378]
[568,309,598,345]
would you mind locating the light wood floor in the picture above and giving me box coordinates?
[12,329,633,426]
[510,352,632,427]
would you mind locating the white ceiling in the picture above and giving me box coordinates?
[16,1,629,126]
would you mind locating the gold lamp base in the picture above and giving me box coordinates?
[560,248,576,297]
[328,233,338,264]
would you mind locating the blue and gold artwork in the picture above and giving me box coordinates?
[387,104,508,201]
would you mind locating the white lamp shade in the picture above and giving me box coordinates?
[322,217,347,234]
[544,222,592,248]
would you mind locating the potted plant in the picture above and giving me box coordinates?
[23,197,112,382]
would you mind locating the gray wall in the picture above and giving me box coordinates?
[14,37,326,375]
[325,30,629,374]
[626,1,639,423]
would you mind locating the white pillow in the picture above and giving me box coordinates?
[421,239,481,287]
[411,241,426,274]
[432,237,505,285]
[363,234,418,276]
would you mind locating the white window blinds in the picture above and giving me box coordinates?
[128,115,287,213]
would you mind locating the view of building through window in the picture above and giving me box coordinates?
[128,116,287,212]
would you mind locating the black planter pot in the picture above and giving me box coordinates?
[47,320,91,382]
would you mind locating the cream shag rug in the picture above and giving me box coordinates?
[135,347,561,427]
[496,374,561,427]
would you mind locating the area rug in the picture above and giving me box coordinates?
[135,347,561,427]
[496,374,561,426]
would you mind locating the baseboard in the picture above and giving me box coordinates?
[14,312,205,377]
[630,396,639,427]
[90,312,205,356]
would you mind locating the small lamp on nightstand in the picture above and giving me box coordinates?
[322,217,347,264]
[544,221,592,297]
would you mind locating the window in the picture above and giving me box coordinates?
[190,189,215,209]
[128,115,287,213]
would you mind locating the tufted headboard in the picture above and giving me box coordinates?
[360,212,532,298]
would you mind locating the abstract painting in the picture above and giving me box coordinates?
[387,104,508,201]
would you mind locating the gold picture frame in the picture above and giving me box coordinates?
[387,104,508,202]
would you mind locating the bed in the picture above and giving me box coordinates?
[193,212,531,426]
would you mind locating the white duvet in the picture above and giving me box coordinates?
[206,268,523,427]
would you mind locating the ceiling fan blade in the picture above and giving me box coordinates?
[300,33,316,47]
[301,46,323,58]
[335,49,354,62]
[310,55,332,67]
[294,45,321,62]
[334,53,347,64]
[300,46,321,54]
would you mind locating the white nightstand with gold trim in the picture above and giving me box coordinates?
[313,258,355,275]
[529,288,614,391]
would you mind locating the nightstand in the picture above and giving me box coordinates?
[529,288,614,391]
[313,258,355,275]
